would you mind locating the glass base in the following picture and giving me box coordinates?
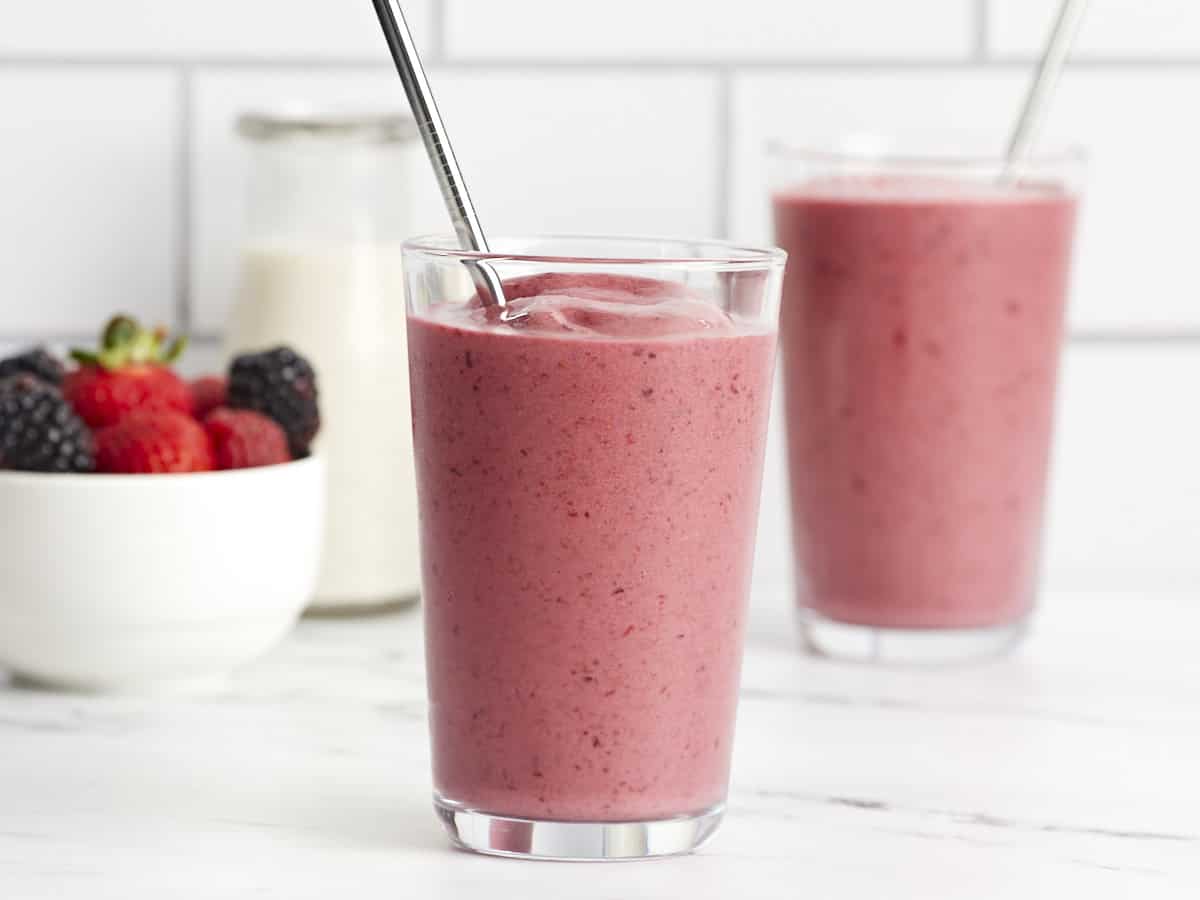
[433,795,724,860]
[801,610,1029,664]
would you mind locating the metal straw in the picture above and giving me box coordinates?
[1005,0,1089,178]
[371,0,507,309]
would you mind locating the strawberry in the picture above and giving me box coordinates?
[204,408,290,470]
[63,315,192,428]
[95,411,214,474]
[190,376,227,420]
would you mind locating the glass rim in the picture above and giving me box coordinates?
[401,233,788,270]
[766,139,1088,169]
[236,107,419,143]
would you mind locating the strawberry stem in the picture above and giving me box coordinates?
[72,315,189,371]
[163,336,188,364]
[102,316,139,351]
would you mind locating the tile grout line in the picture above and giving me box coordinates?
[430,0,447,62]
[175,65,193,335]
[0,332,226,347]
[4,56,1200,71]
[973,0,989,61]
[714,68,733,240]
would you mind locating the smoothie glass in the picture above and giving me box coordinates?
[771,144,1083,663]
[403,235,784,859]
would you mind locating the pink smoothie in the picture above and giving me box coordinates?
[773,178,1078,629]
[408,274,776,822]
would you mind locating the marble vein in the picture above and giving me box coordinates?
[739,788,1199,845]
[737,686,1183,731]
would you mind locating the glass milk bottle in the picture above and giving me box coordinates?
[226,110,422,614]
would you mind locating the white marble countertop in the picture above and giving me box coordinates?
[1,590,1196,898]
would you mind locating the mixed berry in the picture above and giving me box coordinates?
[0,315,319,475]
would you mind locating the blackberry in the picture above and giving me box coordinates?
[0,346,65,385]
[0,375,95,473]
[227,347,320,457]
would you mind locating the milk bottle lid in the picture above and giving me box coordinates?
[236,107,419,144]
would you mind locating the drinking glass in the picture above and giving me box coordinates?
[772,143,1084,663]
[403,235,784,858]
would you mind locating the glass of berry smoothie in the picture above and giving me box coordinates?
[403,235,784,859]
[771,143,1084,663]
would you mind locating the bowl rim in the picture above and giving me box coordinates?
[0,454,322,488]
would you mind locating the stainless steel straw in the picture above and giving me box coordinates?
[1005,0,1089,177]
[371,0,507,309]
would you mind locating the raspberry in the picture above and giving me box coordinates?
[94,411,214,474]
[204,408,291,470]
[190,376,227,420]
[0,374,95,473]
[227,347,320,457]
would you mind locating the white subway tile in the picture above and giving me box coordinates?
[446,0,973,61]
[191,69,720,331]
[990,0,1200,58]
[751,343,1200,603]
[0,69,177,337]
[0,0,430,61]
[730,70,1014,242]
[731,69,1200,331]
[430,71,720,235]
[1044,344,1200,593]
[1046,69,1200,332]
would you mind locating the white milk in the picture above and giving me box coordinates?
[226,240,420,610]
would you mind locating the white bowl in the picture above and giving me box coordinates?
[0,457,324,692]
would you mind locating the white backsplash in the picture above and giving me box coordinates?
[1,0,1196,591]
